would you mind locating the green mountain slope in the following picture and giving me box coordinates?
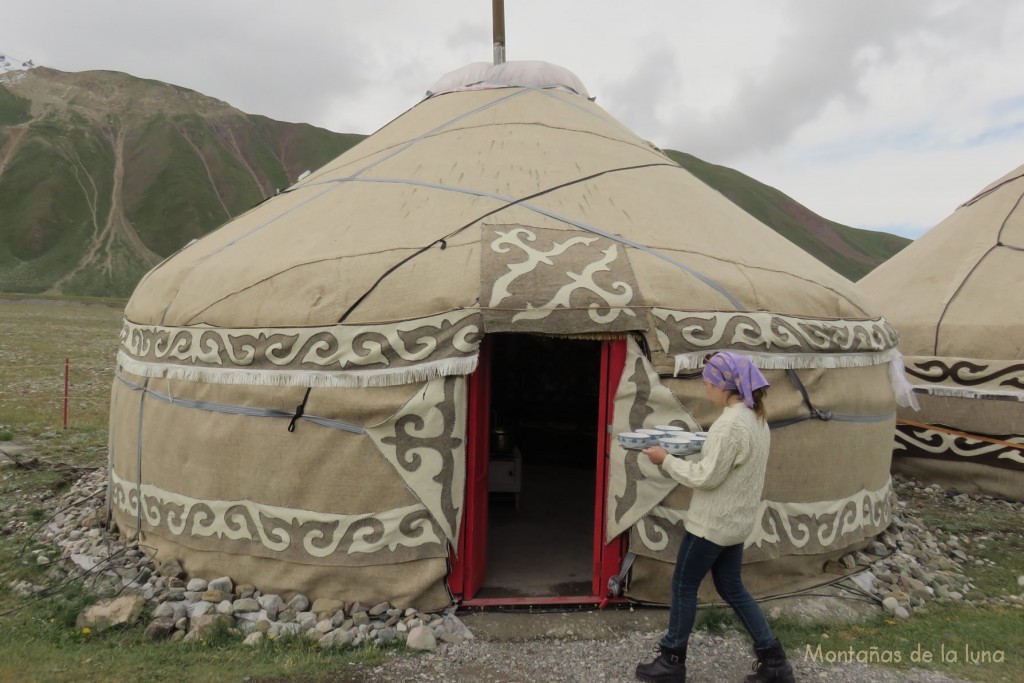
[0,67,907,298]
[664,150,909,281]
[0,67,362,297]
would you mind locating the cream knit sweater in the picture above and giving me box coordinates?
[664,403,770,547]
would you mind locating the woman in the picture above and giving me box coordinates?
[635,351,795,683]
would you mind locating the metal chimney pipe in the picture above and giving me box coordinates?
[493,0,506,65]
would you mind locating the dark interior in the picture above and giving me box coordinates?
[479,334,601,598]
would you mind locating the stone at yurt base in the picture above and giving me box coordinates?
[18,466,1021,652]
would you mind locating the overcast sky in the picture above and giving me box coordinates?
[5,0,1024,239]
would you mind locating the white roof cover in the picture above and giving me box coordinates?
[426,60,590,99]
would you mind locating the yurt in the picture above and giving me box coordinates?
[109,62,907,609]
[857,165,1024,501]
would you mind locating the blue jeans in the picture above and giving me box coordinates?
[660,532,775,651]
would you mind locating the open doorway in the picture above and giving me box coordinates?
[478,334,602,598]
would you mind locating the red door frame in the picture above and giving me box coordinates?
[450,337,628,604]
[593,339,629,596]
[448,336,491,599]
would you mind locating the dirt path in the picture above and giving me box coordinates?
[0,126,27,176]
[47,126,161,293]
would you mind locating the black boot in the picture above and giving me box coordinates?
[744,638,795,683]
[636,644,686,682]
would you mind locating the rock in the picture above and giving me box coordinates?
[236,584,257,599]
[189,601,213,619]
[378,627,397,644]
[311,598,344,615]
[352,611,370,626]
[368,601,390,616]
[201,589,227,603]
[440,633,465,644]
[158,559,185,579]
[823,560,846,576]
[36,554,50,566]
[170,630,185,642]
[321,628,355,649]
[894,606,911,620]
[882,597,899,614]
[315,619,334,634]
[406,625,437,651]
[144,617,176,640]
[233,598,260,613]
[186,578,208,592]
[153,602,176,619]
[297,612,318,630]
[881,590,910,603]
[868,541,888,556]
[287,594,310,613]
[76,595,146,632]
[331,611,349,627]
[949,591,963,601]
[1017,575,1024,587]
[243,631,264,646]
[191,614,233,637]
[165,588,186,602]
[215,600,234,616]
[278,609,296,623]
[207,576,233,593]
[258,594,282,620]
[183,591,204,602]
[396,621,408,633]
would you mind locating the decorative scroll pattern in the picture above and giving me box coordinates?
[606,338,699,541]
[652,309,899,360]
[367,376,467,543]
[904,356,1024,399]
[109,470,445,566]
[894,423,1024,470]
[481,224,646,334]
[631,480,894,562]
[117,310,483,388]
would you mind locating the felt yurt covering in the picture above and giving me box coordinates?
[857,165,1024,502]
[110,62,905,609]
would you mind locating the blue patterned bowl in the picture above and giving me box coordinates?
[618,432,648,450]
[659,436,698,455]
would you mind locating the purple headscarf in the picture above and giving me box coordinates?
[702,352,770,409]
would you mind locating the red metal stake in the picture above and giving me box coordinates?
[63,356,69,429]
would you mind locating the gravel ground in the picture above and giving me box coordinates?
[351,629,971,682]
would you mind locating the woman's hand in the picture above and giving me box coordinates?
[642,445,668,465]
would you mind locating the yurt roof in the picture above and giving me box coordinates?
[858,163,1024,360]
[122,62,898,388]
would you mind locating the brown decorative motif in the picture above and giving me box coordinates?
[109,472,446,566]
[481,224,647,334]
[894,423,1024,471]
[118,310,482,381]
[905,358,1024,390]
[380,377,463,539]
[652,310,899,356]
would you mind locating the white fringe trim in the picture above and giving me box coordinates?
[888,352,920,410]
[672,348,917,410]
[116,351,479,388]
[912,385,1024,402]
[672,347,902,374]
